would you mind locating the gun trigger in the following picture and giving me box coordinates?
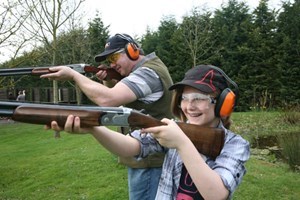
[139,109,146,114]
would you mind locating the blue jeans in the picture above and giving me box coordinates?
[128,167,162,200]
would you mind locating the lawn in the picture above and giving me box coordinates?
[0,111,299,199]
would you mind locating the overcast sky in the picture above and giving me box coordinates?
[83,0,284,37]
[0,0,285,63]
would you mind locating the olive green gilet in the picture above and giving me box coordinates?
[118,56,173,168]
[126,56,173,120]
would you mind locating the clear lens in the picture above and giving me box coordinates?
[181,93,215,106]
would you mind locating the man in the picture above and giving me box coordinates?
[16,90,25,101]
[41,33,173,200]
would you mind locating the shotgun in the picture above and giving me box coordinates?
[0,101,225,159]
[0,64,123,81]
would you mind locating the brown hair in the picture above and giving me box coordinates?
[170,87,187,122]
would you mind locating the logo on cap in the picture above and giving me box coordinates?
[194,69,217,92]
[105,42,110,49]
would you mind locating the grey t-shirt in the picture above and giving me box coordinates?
[121,66,163,104]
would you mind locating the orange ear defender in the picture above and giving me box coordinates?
[116,33,140,60]
[215,88,236,117]
[125,42,139,60]
[208,65,239,118]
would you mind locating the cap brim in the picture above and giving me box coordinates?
[169,82,185,90]
[94,48,121,62]
[169,80,213,93]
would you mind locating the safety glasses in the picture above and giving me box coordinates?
[107,49,124,64]
[181,93,216,106]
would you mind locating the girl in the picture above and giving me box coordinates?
[49,65,250,200]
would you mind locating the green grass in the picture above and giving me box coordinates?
[233,157,300,200]
[0,111,299,199]
[230,111,299,144]
[0,123,128,199]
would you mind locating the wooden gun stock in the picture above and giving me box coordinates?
[83,66,124,81]
[1,102,224,158]
[127,112,224,159]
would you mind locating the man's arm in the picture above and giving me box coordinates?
[40,66,137,106]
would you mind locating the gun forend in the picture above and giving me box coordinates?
[31,64,88,75]
[11,104,135,128]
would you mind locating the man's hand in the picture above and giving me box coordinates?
[40,66,77,81]
[95,64,109,81]
[95,64,121,87]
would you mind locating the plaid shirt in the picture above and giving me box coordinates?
[132,125,250,200]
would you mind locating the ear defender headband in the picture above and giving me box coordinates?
[115,33,140,60]
[209,65,239,118]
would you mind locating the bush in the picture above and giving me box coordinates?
[278,131,300,171]
[281,106,300,125]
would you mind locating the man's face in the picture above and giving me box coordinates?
[107,51,132,76]
[180,86,218,127]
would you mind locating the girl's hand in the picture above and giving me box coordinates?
[141,118,190,149]
[44,115,91,134]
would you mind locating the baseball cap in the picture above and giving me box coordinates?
[94,34,136,62]
[169,65,228,93]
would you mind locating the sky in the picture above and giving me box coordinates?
[0,0,285,63]
[83,0,283,37]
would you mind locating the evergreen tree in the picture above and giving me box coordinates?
[276,0,300,106]
[87,12,110,65]
[212,0,253,110]
[244,0,281,109]
[141,28,160,55]
[141,16,180,81]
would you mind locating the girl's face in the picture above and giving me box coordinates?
[180,86,219,127]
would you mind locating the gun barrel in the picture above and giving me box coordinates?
[0,64,87,77]
[0,108,15,117]
[0,68,35,76]
[0,101,23,117]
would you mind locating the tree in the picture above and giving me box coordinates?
[179,6,216,67]
[87,11,110,66]
[141,28,160,55]
[19,0,85,103]
[0,0,40,94]
[246,0,281,109]
[0,0,33,61]
[212,0,253,110]
[141,16,181,82]
[276,0,300,106]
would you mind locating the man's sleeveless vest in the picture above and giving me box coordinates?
[119,55,173,168]
[126,56,173,120]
